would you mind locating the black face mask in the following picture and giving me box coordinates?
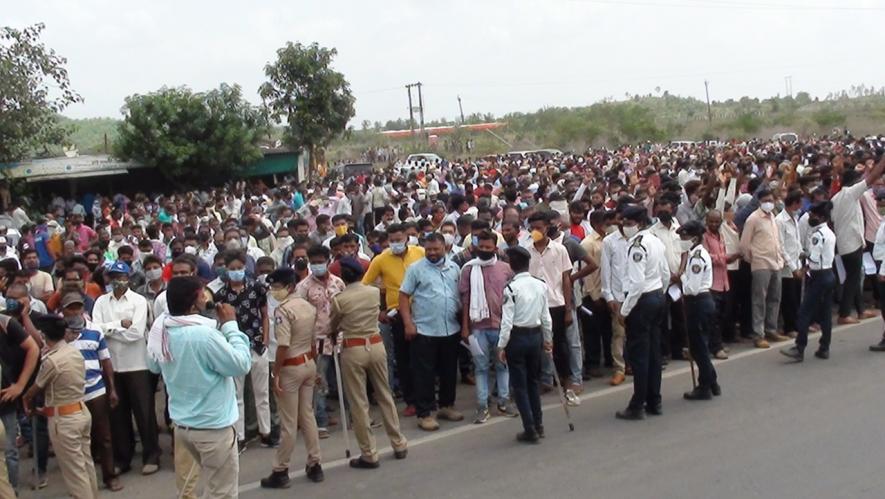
[293,257,308,271]
[86,263,99,272]
[809,216,823,227]
[592,203,604,210]
[171,250,183,259]
[657,212,673,224]
[476,250,495,261]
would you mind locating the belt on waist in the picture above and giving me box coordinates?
[282,351,316,367]
[684,292,711,299]
[511,325,541,334]
[176,424,224,431]
[809,268,832,273]
[343,334,382,348]
[42,401,83,417]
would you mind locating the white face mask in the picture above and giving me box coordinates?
[407,235,419,246]
[679,239,694,253]
[622,225,639,239]
[760,202,775,214]
[145,268,163,282]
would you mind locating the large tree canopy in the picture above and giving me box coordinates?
[114,84,268,185]
[0,23,82,163]
[259,42,355,172]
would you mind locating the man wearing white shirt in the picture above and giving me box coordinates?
[648,196,685,360]
[776,191,803,336]
[600,210,630,386]
[831,159,885,324]
[91,261,159,475]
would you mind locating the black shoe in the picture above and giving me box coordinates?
[683,387,713,401]
[870,340,885,352]
[259,435,279,448]
[581,371,592,381]
[349,457,380,469]
[779,346,804,362]
[645,404,663,416]
[305,463,324,483]
[616,408,646,420]
[535,425,545,439]
[814,349,829,360]
[711,383,722,397]
[393,448,408,460]
[260,470,291,489]
[516,431,540,444]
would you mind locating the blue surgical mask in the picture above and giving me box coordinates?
[471,236,479,248]
[4,298,20,314]
[427,254,444,265]
[227,269,246,282]
[309,263,328,277]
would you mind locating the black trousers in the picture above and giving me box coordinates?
[685,294,718,389]
[731,263,754,338]
[710,291,728,352]
[626,292,666,412]
[780,276,802,333]
[797,270,836,351]
[839,248,865,318]
[111,370,160,468]
[549,306,570,380]
[86,394,116,484]
[506,328,543,433]
[663,296,686,359]
[390,314,415,406]
[410,333,459,418]
[582,296,613,369]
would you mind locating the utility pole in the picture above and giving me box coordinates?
[704,80,712,126]
[416,82,425,137]
[405,84,415,136]
[785,76,793,98]
[457,95,465,124]
[405,82,426,143]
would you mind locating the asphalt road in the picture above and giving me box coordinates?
[22,317,885,498]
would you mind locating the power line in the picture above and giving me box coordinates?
[569,0,885,11]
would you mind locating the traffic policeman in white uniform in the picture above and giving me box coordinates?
[677,220,721,400]
[616,206,669,421]
[781,201,837,362]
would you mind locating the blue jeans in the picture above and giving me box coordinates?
[1,411,18,490]
[313,354,330,428]
[471,329,509,408]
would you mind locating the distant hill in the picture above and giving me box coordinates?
[52,87,885,161]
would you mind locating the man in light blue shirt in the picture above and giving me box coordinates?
[147,276,251,499]
[399,233,464,431]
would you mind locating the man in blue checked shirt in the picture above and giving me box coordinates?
[62,292,123,492]
[399,232,465,432]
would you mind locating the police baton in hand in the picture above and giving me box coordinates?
[331,340,352,459]
[547,350,575,432]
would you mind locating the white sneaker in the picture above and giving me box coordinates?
[565,389,581,407]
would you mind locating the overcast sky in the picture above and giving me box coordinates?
[8,0,885,126]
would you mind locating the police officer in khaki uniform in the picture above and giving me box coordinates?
[330,257,408,469]
[260,268,324,489]
[23,315,99,498]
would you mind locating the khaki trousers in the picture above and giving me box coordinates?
[48,404,98,499]
[273,361,321,471]
[611,311,627,374]
[174,424,200,499]
[176,426,238,499]
[341,341,407,462]
[0,421,15,498]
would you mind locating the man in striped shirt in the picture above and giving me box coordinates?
[62,293,123,492]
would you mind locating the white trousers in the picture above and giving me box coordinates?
[234,350,271,440]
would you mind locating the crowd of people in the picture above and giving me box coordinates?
[0,133,884,497]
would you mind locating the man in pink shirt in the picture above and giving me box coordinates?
[70,213,98,252]
[703,209,735,359]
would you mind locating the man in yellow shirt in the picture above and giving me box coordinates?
[362,224,424,417]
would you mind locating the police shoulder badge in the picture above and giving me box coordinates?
[811,235,820,245]
[691,264,702,274]
[632,251,643,262]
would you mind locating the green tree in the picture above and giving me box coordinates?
[259,42,355,174]
[115,84,267,185]
[0,23,82,163]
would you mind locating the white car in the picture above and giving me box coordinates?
[772,132,799,144]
